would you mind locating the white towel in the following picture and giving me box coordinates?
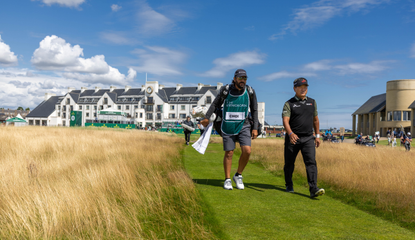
[192,123,213,154]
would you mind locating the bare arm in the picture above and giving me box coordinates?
[283,116,299,144]
[313,116,320,148]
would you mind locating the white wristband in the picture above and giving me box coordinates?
[316,134,320,138]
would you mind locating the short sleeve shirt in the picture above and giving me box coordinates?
[282,96,318,118]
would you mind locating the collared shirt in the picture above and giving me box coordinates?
[282,96,318,118]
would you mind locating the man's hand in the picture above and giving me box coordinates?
[315,137,321,148]
[289,132,299,144]
[200,118,209,127]
[252,129,258,139]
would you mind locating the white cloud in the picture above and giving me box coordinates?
[100,32,140,45]
[130,46,187,76]
[62,67,137,85]
[270,0,390,40]
[304,59,334,71]
[111,4,122,12]
[303,59,394,75]
[200,51,266,78]
[136,2,175,36]
[31,35,109,74]
[35,0,85,8]
[0,66,137,109]
[0,35,18,66]
[258,71,316,82]
[410,42,415,58]
[333,60,394,75]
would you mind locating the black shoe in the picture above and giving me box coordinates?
[310,188,325,198]
[286,186,294,193]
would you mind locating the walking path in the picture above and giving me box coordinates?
[184,143,415,239]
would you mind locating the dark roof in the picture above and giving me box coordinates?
[156,90,168,103]
[264,121,270,126]
[69,92,80,103]
[107,92,117,103]
[409,100,415,109]
[27,96,60,118]
[352,93,386,115]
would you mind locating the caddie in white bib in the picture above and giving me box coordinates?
[221,88,249,135]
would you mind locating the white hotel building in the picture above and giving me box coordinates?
[26,81,265,129]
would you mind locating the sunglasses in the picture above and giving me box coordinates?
[237,76,248,80]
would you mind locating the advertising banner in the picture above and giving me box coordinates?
[70,111,82,127]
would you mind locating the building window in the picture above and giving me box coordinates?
[181,105,185,110]
[100,105,103,110]
[146,105,153,111]
[79,106,82,110]
[140,113,143,118]
[104,98,108,104]
[403,111,411,121]
[170,105,175,110]
[393,111,401,121]
[107,105,111,109]
[135,113,138,118]
[169,113,175,118]
[146,113,153,120]
[126,105,130,110]
[94,113,97,117]
[157,113,161,120]
[192,105,197,109]
[118,105,121,110]
[94,106,97,110]
[70,105,73,111]
[157,105,162,111]
[141,105,145,109]
[86,106,90,110]
[63,106,66,111]
[58,113,60,117]
[66,98,70,104]
[86,113,89,117]
[63,113,66,118]
[135,105,138,109]
[206,96,212,104]
[180,114,186,119]
[58,105,61,110]
[387,111,392,121]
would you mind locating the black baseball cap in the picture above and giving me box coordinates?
[234,69,247,78]
[294,77,309,87]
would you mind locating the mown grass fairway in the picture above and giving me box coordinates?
[184,141,415,239]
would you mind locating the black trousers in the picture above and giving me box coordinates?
[200,129,205,136]
[184,131,191,143]
[284,135,318,192]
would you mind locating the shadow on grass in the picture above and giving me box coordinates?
[192,179,314,199]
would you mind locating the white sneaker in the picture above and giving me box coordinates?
[233,174,244,190]
[223,179,233,190]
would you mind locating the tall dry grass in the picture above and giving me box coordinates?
[251,139,415,225]
[0,126,217,239]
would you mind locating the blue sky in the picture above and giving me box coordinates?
[1,0,415,129]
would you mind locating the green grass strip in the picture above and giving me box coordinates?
[184,142,415,239]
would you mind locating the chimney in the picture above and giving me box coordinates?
[125,85,131,92]
[176,84,182,91]
[68,87,75,92]
[197,83,204,90]
[95,86,101,93]
[217,82,223,90]
[159,85,164,90]
[45,93,56,101]
[80,87,87,93]
[110,86,117,92]
[141,85,145,92]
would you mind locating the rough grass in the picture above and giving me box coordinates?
[250,138,415,229]
[0,126,218,239]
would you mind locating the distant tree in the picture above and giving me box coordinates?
[25,107,30,111]
[17,107,24,111]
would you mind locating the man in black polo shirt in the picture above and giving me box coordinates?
[282,77,325,198]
